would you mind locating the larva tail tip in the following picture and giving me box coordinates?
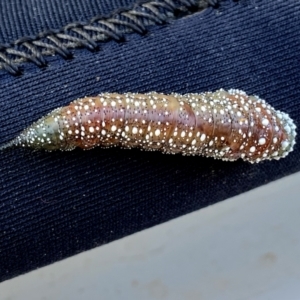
[0,139,17,151]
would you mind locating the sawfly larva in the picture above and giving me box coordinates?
[1,89,296,163]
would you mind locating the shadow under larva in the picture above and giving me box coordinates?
[1,89,296,164]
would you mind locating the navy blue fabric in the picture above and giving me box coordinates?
[0,0,299,282]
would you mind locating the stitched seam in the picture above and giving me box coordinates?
[0,0,223,76]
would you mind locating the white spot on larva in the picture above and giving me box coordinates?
[111,101,116,107]
[75,130,79,134]
[201,106,206,112]
[209,140,214,146]
[255,107,261,112]
[89,127,95,133]
[132,127,138,134]
[68,130,72,134]
[101,129,106,135]
[84,105,89,110]
[273,137,278,143]
[192,139,196,145]
[111,125,117,132]
[200,134,206,141]
[258,138,266,145]
[181,131,186,138]
[155,129,161,136]
[262,118,269,126]
[250,146,256,153]
[281,140,289,149]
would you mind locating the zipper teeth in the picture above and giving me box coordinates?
[0,0,220,76]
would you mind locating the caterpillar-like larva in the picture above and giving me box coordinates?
[1,89,296,163]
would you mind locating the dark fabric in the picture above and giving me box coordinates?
[0,0,299,282]
[0,0,136,43]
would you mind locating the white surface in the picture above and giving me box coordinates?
[1,172,300,300]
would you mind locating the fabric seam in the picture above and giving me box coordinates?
[0,0,224,76]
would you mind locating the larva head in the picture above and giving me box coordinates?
[246,95,297,162]
[1,108,75,151]
[218,89,296,163]
[272,110,297,160]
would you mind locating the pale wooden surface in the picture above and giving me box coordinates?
[1,172,300,300]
